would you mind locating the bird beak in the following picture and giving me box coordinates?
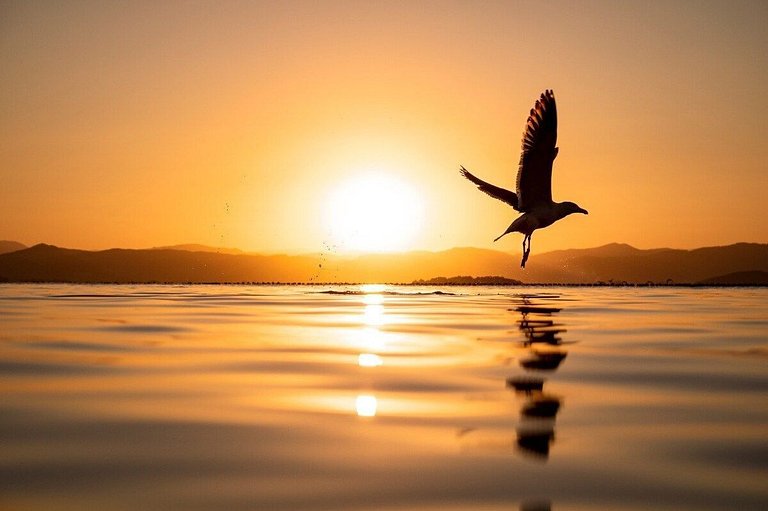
[578,208,588,215]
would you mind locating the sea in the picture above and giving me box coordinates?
[1,284,767,511]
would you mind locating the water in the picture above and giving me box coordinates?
[1,284,767,511]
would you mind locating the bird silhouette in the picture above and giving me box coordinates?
[461,90,587,268]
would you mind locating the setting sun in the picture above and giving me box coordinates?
[325,172,424,252]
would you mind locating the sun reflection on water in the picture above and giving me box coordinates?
[363,303,385,326]
[358,353,383,367]
[355,395,378,417]
[354,327,387,351]
[362,293,384,305]
[360,284,387,294]
[357,289,385,416]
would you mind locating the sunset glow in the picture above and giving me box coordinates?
[0,1,766,254]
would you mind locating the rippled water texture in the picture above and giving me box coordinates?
[1,284,767,510]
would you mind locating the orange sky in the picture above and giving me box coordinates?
[1,1,766,254]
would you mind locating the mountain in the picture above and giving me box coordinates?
[525,242,768,284]
[0,242,766,284]
[697,271,768,286]
[344,243,768,284]
[0,244,320,283]
[0,240,26,255]
[150,244,246,255]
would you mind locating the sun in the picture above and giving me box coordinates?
[325,172,424,252]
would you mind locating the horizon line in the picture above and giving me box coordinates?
[3,239,767,257]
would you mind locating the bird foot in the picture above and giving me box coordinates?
[520,251,530,268]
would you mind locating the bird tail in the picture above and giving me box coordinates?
[494,215,529,242]
[493,230,512,242]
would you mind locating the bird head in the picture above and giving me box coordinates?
[558,201,589,217]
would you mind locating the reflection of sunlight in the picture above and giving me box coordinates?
[342,326,387,352]
[281,393,496,418]
[358,353,383,367]
[355,395,377,417]
[358,327,387,351]
[362,293,384,305]
[363,304,385,326]
[361,284,386,294]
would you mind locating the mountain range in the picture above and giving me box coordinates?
[0,241,766,284]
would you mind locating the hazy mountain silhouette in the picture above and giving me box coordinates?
[150,244,247,255]
[0,240,26,255]
[0,242,766,284]
[527,242,768,284]
[697,270,768,285]
[0,244,318,284]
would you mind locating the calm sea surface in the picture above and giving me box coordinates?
[1,284,767,511]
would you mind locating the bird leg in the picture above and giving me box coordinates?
[521,234,531,268]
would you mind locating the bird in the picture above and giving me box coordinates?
[460,89,587,268]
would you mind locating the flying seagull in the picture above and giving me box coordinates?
[460,89,587,268]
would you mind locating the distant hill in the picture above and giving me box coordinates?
[342,243,768,284]
[150,244,246,255]
[0,240,26,255]
[0,244,320,284]
[0,242,766,284]
[697,271,768,286]
[525,242,768,284]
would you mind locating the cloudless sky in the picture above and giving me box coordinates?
[1,0,766,254]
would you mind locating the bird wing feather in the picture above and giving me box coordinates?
[460,166,518,210]
[516,89,558,211]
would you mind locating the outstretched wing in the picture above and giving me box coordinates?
[516,89,558,211]
[460,166,519,210]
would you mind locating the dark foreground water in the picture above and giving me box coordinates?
[1,284,767,511]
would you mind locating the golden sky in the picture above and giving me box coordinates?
[1,0,766,254]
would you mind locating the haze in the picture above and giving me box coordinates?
[1,1,766,254]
